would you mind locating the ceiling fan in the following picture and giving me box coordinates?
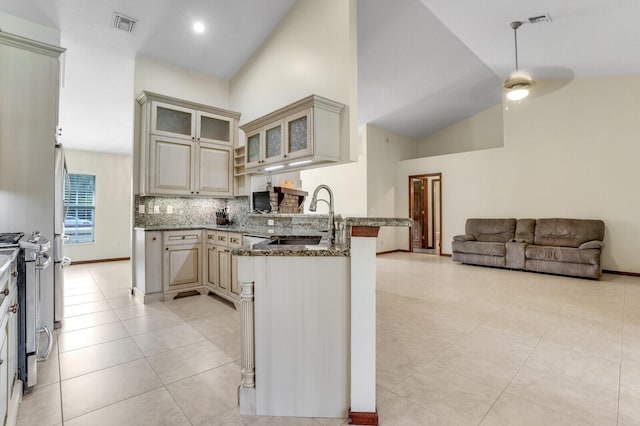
[504,14,551,101]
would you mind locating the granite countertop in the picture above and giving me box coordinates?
[135,217,411,257]
[134,224,328,238]
[0,248,18,275]
[233,239,349,257]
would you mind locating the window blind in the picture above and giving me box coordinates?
[64,174,96,244]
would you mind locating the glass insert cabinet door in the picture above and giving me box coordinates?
[264,122,284,163]
[246,132,262,167]
[151,101,196,139]
[197,112,232,145]
[285,109,313,159]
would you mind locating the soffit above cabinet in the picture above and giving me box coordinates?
[240,94,347,175]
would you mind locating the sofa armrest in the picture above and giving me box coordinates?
[579,240,604,250]
[453,234,475,242]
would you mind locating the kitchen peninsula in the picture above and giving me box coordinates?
[235,217,412,423]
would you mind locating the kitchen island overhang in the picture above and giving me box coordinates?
[235,217,412,423]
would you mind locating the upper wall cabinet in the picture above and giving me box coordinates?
[240,95,346,174]
[136,92,240,197]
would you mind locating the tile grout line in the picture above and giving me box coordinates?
[476,325,550,425]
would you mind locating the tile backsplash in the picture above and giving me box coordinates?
[135,196,250,227]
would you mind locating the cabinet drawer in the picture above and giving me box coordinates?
[228,233,243,248]
[163,230,202,245]
[205,231,217,244]
[213,232,228,245]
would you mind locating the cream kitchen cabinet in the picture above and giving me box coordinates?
[151,100,235,146]
[136,92,239,197]
[163,230,203,296]
[133,230,163,303]
[205,231,242,306]
[148,136,232,196]
[0,250,20,426]
[241,95,345,174]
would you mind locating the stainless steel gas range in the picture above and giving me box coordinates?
[0,231,54,389]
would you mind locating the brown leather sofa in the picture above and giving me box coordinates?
[452,218,605,279]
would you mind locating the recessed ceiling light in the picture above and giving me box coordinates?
[193,22,205,33]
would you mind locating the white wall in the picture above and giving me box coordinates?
[0,11,60,45]
[417,104,504,157]
[396,75,640,273]
[64,150,132,262]
[366,125,417,252]
[134,55,230,108]
[230,0,364,216]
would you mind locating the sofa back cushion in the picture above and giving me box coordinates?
[533,218,604,248]
[465,218,516,243]
[514,219,536,243]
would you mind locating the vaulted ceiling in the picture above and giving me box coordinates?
[1,0,639,152]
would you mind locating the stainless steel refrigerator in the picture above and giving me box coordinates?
[54,141,71,327]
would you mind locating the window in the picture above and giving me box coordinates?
[64,174,95,244]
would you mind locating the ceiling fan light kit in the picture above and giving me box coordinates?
[504,14,551,102]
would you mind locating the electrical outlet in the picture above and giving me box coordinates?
[138,205,145,214]
[166,205,173,214]
[268,229,274,234]
[267,219,274,226]
[153,205,160,214]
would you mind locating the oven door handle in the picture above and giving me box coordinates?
[37,253,52,270]
[37,325,53,361]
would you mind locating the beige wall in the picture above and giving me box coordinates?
[366,125,417,252]
[134,55,230,108]
[396,75,640,273]
[230,0,364,215]
[417,104,504,157]
[64,150,132,262]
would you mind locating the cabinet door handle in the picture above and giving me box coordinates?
[166,248,169,251]
[2,288,8,296]
[152,237,156,241]
[196,191,199,194]
[181,236,185,239]
[12,271,17,278]
[191,191,194,194]
[284,154,288,158]
[9,303,17,314]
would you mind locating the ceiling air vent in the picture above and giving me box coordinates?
[528,14,551,24]
[112,12,138,32]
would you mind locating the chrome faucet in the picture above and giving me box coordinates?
[309,184,336,245]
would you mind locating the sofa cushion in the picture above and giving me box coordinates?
[453,234,475,242]
[514,219,536,243]
[533,218,604,248]
[465,219,516,243]
[525,245,601,265]
[453,241,506,257]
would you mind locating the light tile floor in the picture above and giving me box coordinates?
[15,254,640,425]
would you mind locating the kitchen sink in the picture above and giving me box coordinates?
[268,237,323,246]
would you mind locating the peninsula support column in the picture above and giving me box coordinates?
[238,256,256,415]
[349,226,380,425]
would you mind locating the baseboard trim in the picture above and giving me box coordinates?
[349,408,378,425]
[603,269,640,277]
[71,257,130,265]
[440,252,452,257]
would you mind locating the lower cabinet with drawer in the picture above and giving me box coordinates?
[205,231,242,306]
[134,228,243,304]
[0,252,20,426]
[163,230,203,298]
